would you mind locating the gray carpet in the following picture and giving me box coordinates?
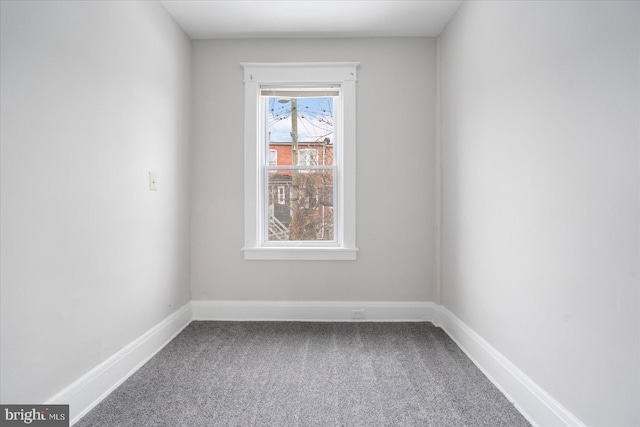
[75,322,530,426]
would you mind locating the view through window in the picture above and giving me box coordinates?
[263,90,337,242]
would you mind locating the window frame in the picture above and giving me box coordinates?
[277,185,286,205]
[241,62,359,261]
[268,149,278,166]
[298,148,319,167]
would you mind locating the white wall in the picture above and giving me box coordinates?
[191,38,437,302]
[439,1,639,425]
[0,1,191,404]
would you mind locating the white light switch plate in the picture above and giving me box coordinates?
[149,172,158,191]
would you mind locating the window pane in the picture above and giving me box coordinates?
[267,96,334,166]
[267,169,334,241]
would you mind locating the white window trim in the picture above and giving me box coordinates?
[241,62,359,261]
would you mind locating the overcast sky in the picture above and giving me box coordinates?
[267,97,335,143]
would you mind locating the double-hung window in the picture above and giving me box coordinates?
[242,63,358,260]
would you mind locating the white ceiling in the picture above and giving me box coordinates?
[159,1,462,39]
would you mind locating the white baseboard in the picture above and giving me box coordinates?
[48,300,585,427]
[46,303,193,426]
[433,306,585,427]
[191,300,435,322]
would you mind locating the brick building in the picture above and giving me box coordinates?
[267,140,334,240]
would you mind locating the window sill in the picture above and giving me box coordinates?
[242,247,358,261]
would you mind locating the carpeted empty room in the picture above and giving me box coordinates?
[75,322,529,426]
[2,1,638,426]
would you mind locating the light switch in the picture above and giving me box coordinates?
[149,172,158,191]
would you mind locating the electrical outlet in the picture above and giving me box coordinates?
[352,309,365,320]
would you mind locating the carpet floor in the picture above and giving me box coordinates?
[75,321,530,426]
